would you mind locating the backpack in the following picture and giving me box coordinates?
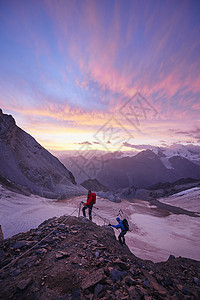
[91,193,96,204]
[122,219,129,231]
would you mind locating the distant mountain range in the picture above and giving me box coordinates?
[61,147,200,190]
[0,110,85,198]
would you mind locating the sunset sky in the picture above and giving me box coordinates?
[0,0,200,152]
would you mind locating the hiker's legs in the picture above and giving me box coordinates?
[88,204,93,221]
[119,232,126,245]
[82,205,87,217]
[118,232,123,245]
[82,204,93,220]
[122,232,126,245]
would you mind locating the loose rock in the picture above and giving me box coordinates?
[0,215,199,300]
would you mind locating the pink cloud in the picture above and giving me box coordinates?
[192,102,200,111]
[43,0,199,109]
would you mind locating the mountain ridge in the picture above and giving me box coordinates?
[60,148,200,190]
[0,110,86,199]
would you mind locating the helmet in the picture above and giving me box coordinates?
[116,217,120,222]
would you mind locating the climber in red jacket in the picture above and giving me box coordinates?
[82,190,96,221]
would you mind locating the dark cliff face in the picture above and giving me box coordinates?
[0,110,85,199]
[0,110,16,141]
[0,216,199,299]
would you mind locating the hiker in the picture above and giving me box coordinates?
[81,190,96,221]
[108,217,127,245]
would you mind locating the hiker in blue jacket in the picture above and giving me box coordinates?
[108,217,127,245]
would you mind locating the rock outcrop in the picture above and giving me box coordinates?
[0,110,86,199]
[0,216,199,299]
[81,179,109,192]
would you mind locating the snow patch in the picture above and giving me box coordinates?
[129,213,200,262]
[160,187,200,213]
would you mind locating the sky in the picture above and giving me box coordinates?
[0,0,200,152]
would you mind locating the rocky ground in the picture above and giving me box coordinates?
[118,178,200,203]
[0,216,200,300]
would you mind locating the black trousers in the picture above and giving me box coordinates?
[82,204,93,220]
[118,231,126,245]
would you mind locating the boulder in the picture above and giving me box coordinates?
[81,269,106,290]
[110,269,127,282]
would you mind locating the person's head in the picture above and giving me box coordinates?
[88,190,91,195]
[116,217,120,223]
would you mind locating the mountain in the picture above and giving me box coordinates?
[96,150,169,189]
[1,215,200,299]
[0,110,85,198]
[153,144,200,166]
[96,150,200,190]
[60,148,200,190]
[60,151,124,184]
[80,178,109,192]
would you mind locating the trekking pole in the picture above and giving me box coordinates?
[117,210,123,218]
[78,204,81,218]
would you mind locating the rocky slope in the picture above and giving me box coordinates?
[117,177,200,202]
[81,179,109,192]
[0,109,85,199]
[147,178,200,192]
[0,216,200,299]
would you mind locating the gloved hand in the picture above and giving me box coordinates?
[81,201,84,204]
[108,224,111,226]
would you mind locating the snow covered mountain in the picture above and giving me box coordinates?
[0,109,85,198]
[152,144,200,167]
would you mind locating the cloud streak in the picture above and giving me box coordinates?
[0,0,200,149]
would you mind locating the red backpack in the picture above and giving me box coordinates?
[90,192,96,204]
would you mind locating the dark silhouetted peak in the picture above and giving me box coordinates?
[135,149,158,160]
[0,110,16,140]
[81,178,109,192]
[0,111,85,198]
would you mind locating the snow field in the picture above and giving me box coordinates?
[0,185,200,263]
